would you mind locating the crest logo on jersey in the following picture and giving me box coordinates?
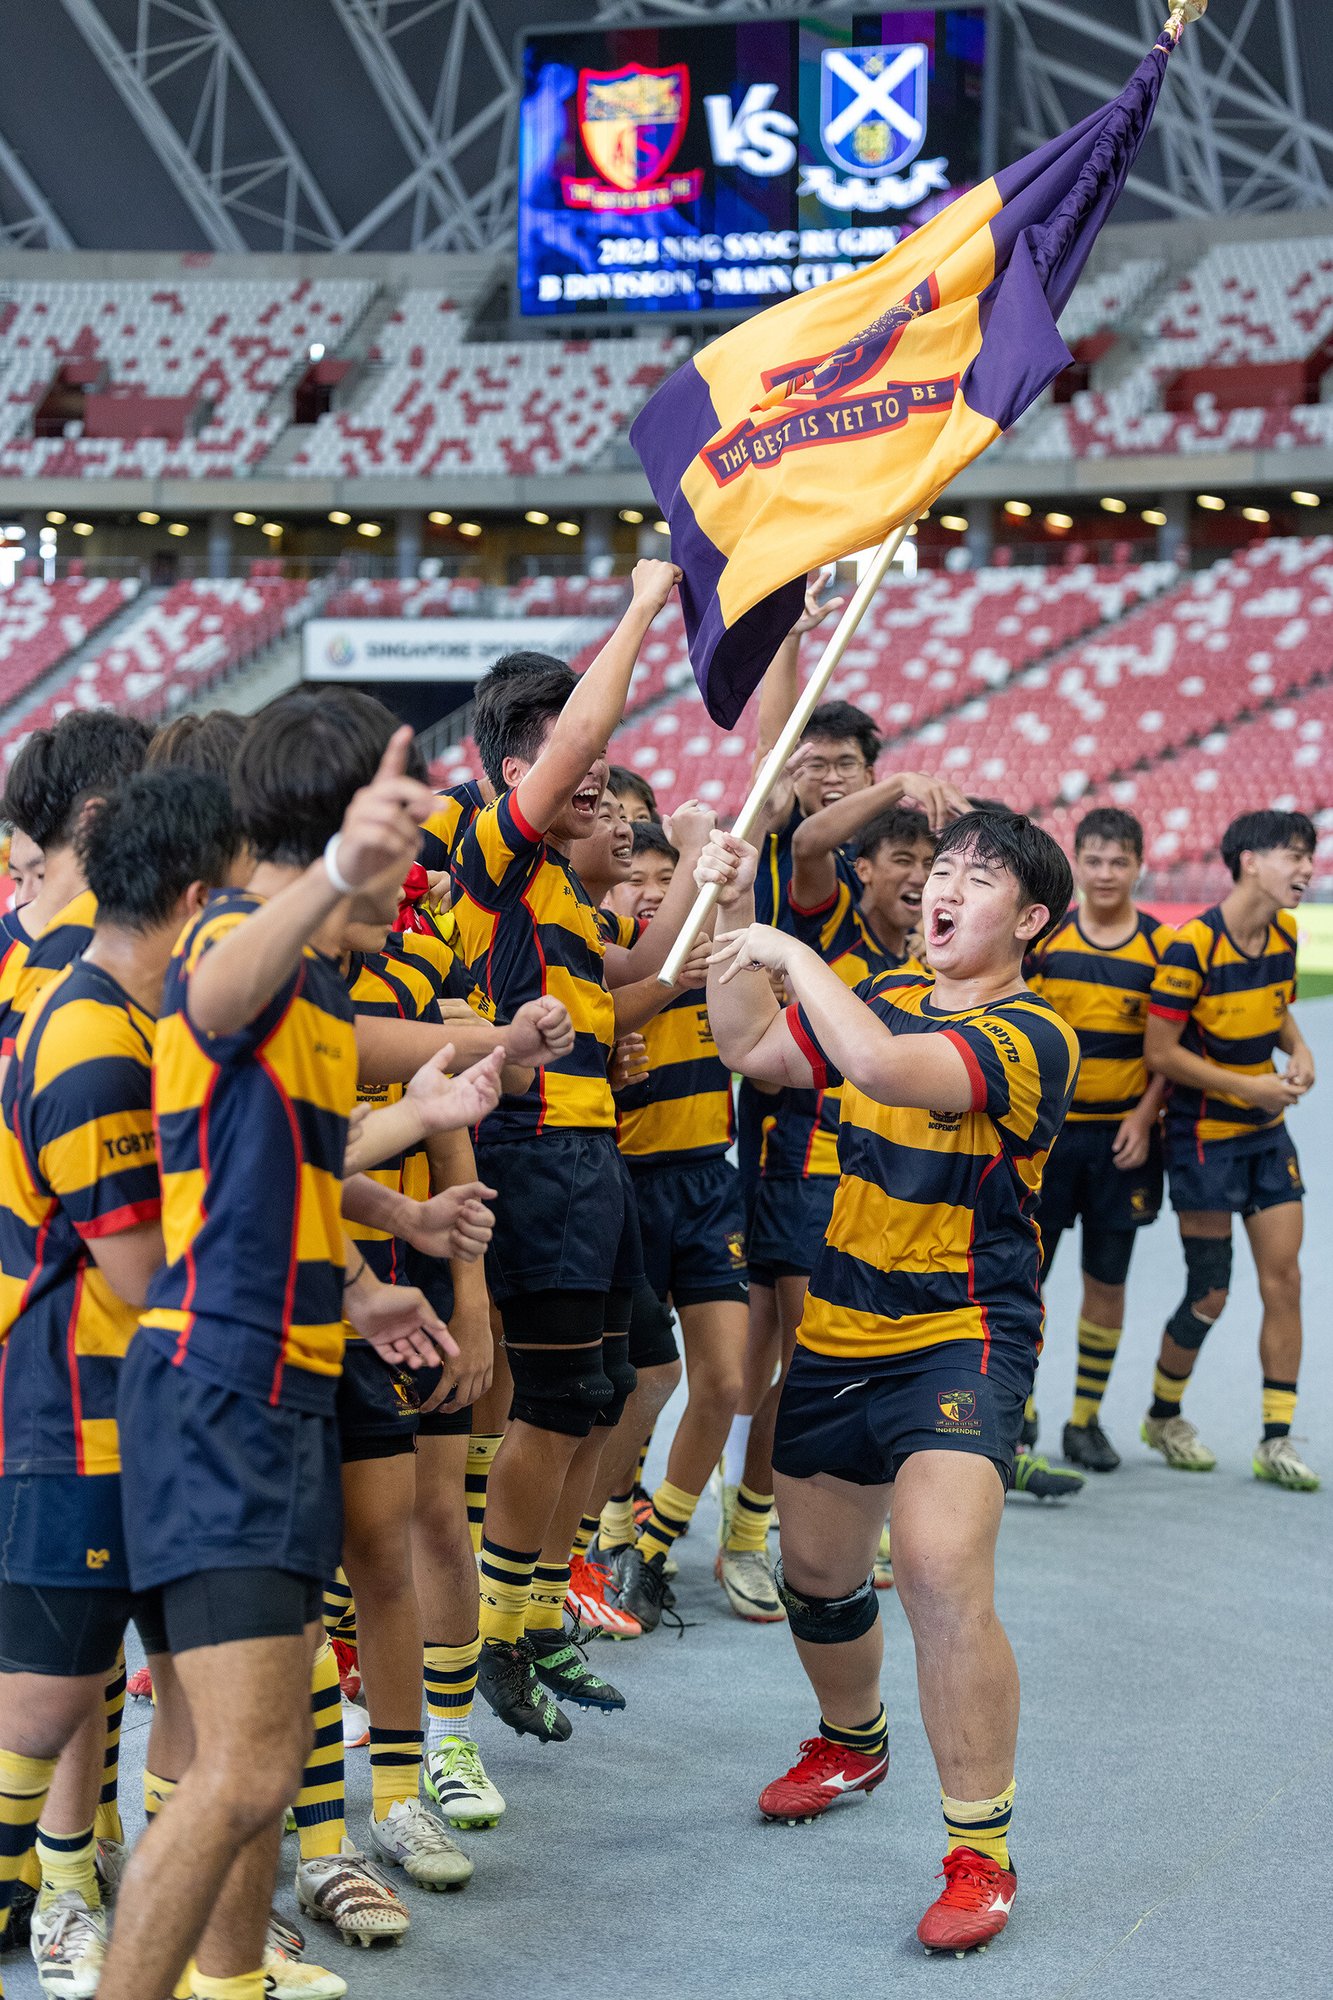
[563,65,704,213]
[86,1547,111,1570]
[821,46,928,179]
[937,1389,976,1426]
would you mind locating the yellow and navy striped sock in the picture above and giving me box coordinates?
[369,1728,423,1822]
[143,1769,176,1819]
[725,1482,773,1555]
[478,1537,537,1646]
[571,1514,599,1558]
[819,1706,887,1759]
[188,1971,266,1999]
[1071,1317,1122,1428]
[424,1637,480,1749]
[638,1480,699,1565]
[1150,1364,1189,1420]
[527,1562,570,1634]
[465,1434,503,1555]
[321,1569,357,1645]
[0,1748,56,1946]
[600,1491,636,1551]
[36,1824,99,1912]
[1262,1377,1298,1441]
[942,1780,1015,1869]
[292,1639,346,1860]
[94,1651,126,1846]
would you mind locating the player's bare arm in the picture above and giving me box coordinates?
[512,558,680,836]
[1278,1011,1316,1093]
[190,727,430,1038]
[1144,1009,1301,1116]
[343,1043,505,1174]
[789,766,969,912]
[603,800,716,985]
[354,995,572,1089]
[1111,1070,1168,1168]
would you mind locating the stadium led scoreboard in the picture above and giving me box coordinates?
[518,7,992,320]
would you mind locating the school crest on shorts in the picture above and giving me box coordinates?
[726,1231,746,1269]
[937,1389,976,1426]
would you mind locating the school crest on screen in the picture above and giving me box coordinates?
[802,44,949,213]
[563,64,704,213]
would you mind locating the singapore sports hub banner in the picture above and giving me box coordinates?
[517,8,989,318]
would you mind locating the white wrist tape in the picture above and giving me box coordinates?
[323,832,357,897]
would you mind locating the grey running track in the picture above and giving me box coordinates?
[10,1002,1333,2000]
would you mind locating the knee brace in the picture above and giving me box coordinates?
[774,1559,880,1645]
[507,1343,612,1438]
[1167,1236,1232,1351]
[593,1333,637,1430]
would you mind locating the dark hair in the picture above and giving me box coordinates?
[1075,806,1143,860]
[472,651,576,792]
[3,710,152,850]
[79,770,239,932]
[147,710,247,783]
[802,700,880,768]
[966,795,1018,815]
[608,764,661,821]
[855,806,932,863]
[1220,809,1316,881]
[234,687,422,867]
[934,810,1073,946]
[630,820,678,864]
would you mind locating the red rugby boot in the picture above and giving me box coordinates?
[758,1735,888,1824]
[917,1848,1017,1955]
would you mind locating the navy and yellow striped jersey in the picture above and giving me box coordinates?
[140,889,357,1413]
[0,960,159,1477]
[0,907,31,1059]
[754,800,860,933]
[619,988,734,1165]
[1026,909,1174,1122]
[392,921,497,1026]
[344,945,442,1293]
[13,888,97,1027]
[795,971,1080,1362]
[1149,906,1297,1148]
[763,880,912,1182]
[419,779,488,874]
[451,792,625,1139]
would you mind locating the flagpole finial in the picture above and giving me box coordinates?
[1165,0,1206,41]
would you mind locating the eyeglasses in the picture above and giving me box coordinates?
[802,755,867,779]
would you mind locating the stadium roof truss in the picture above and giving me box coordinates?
[0,0,1326,255]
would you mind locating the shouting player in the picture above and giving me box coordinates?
[700,810,1077,1957]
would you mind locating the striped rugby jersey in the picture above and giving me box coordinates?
[754,799,860,933]
[618,987,734,1165]
[794,971,1079,1363]
[1149,906,1297,1148]
[0,907,31,1060]
[1026,909,1174,1122]
[0,960,159,1477]
[13,887,97,1028]
[344,945,442,1296]
[139,888,357,1413]
[763,879,914,1182]
[419,778,488,874]
[451,792,633,1140]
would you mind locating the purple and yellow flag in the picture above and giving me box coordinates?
[631,30,1180,729]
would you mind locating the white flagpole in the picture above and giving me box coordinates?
[657,515,916,988]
